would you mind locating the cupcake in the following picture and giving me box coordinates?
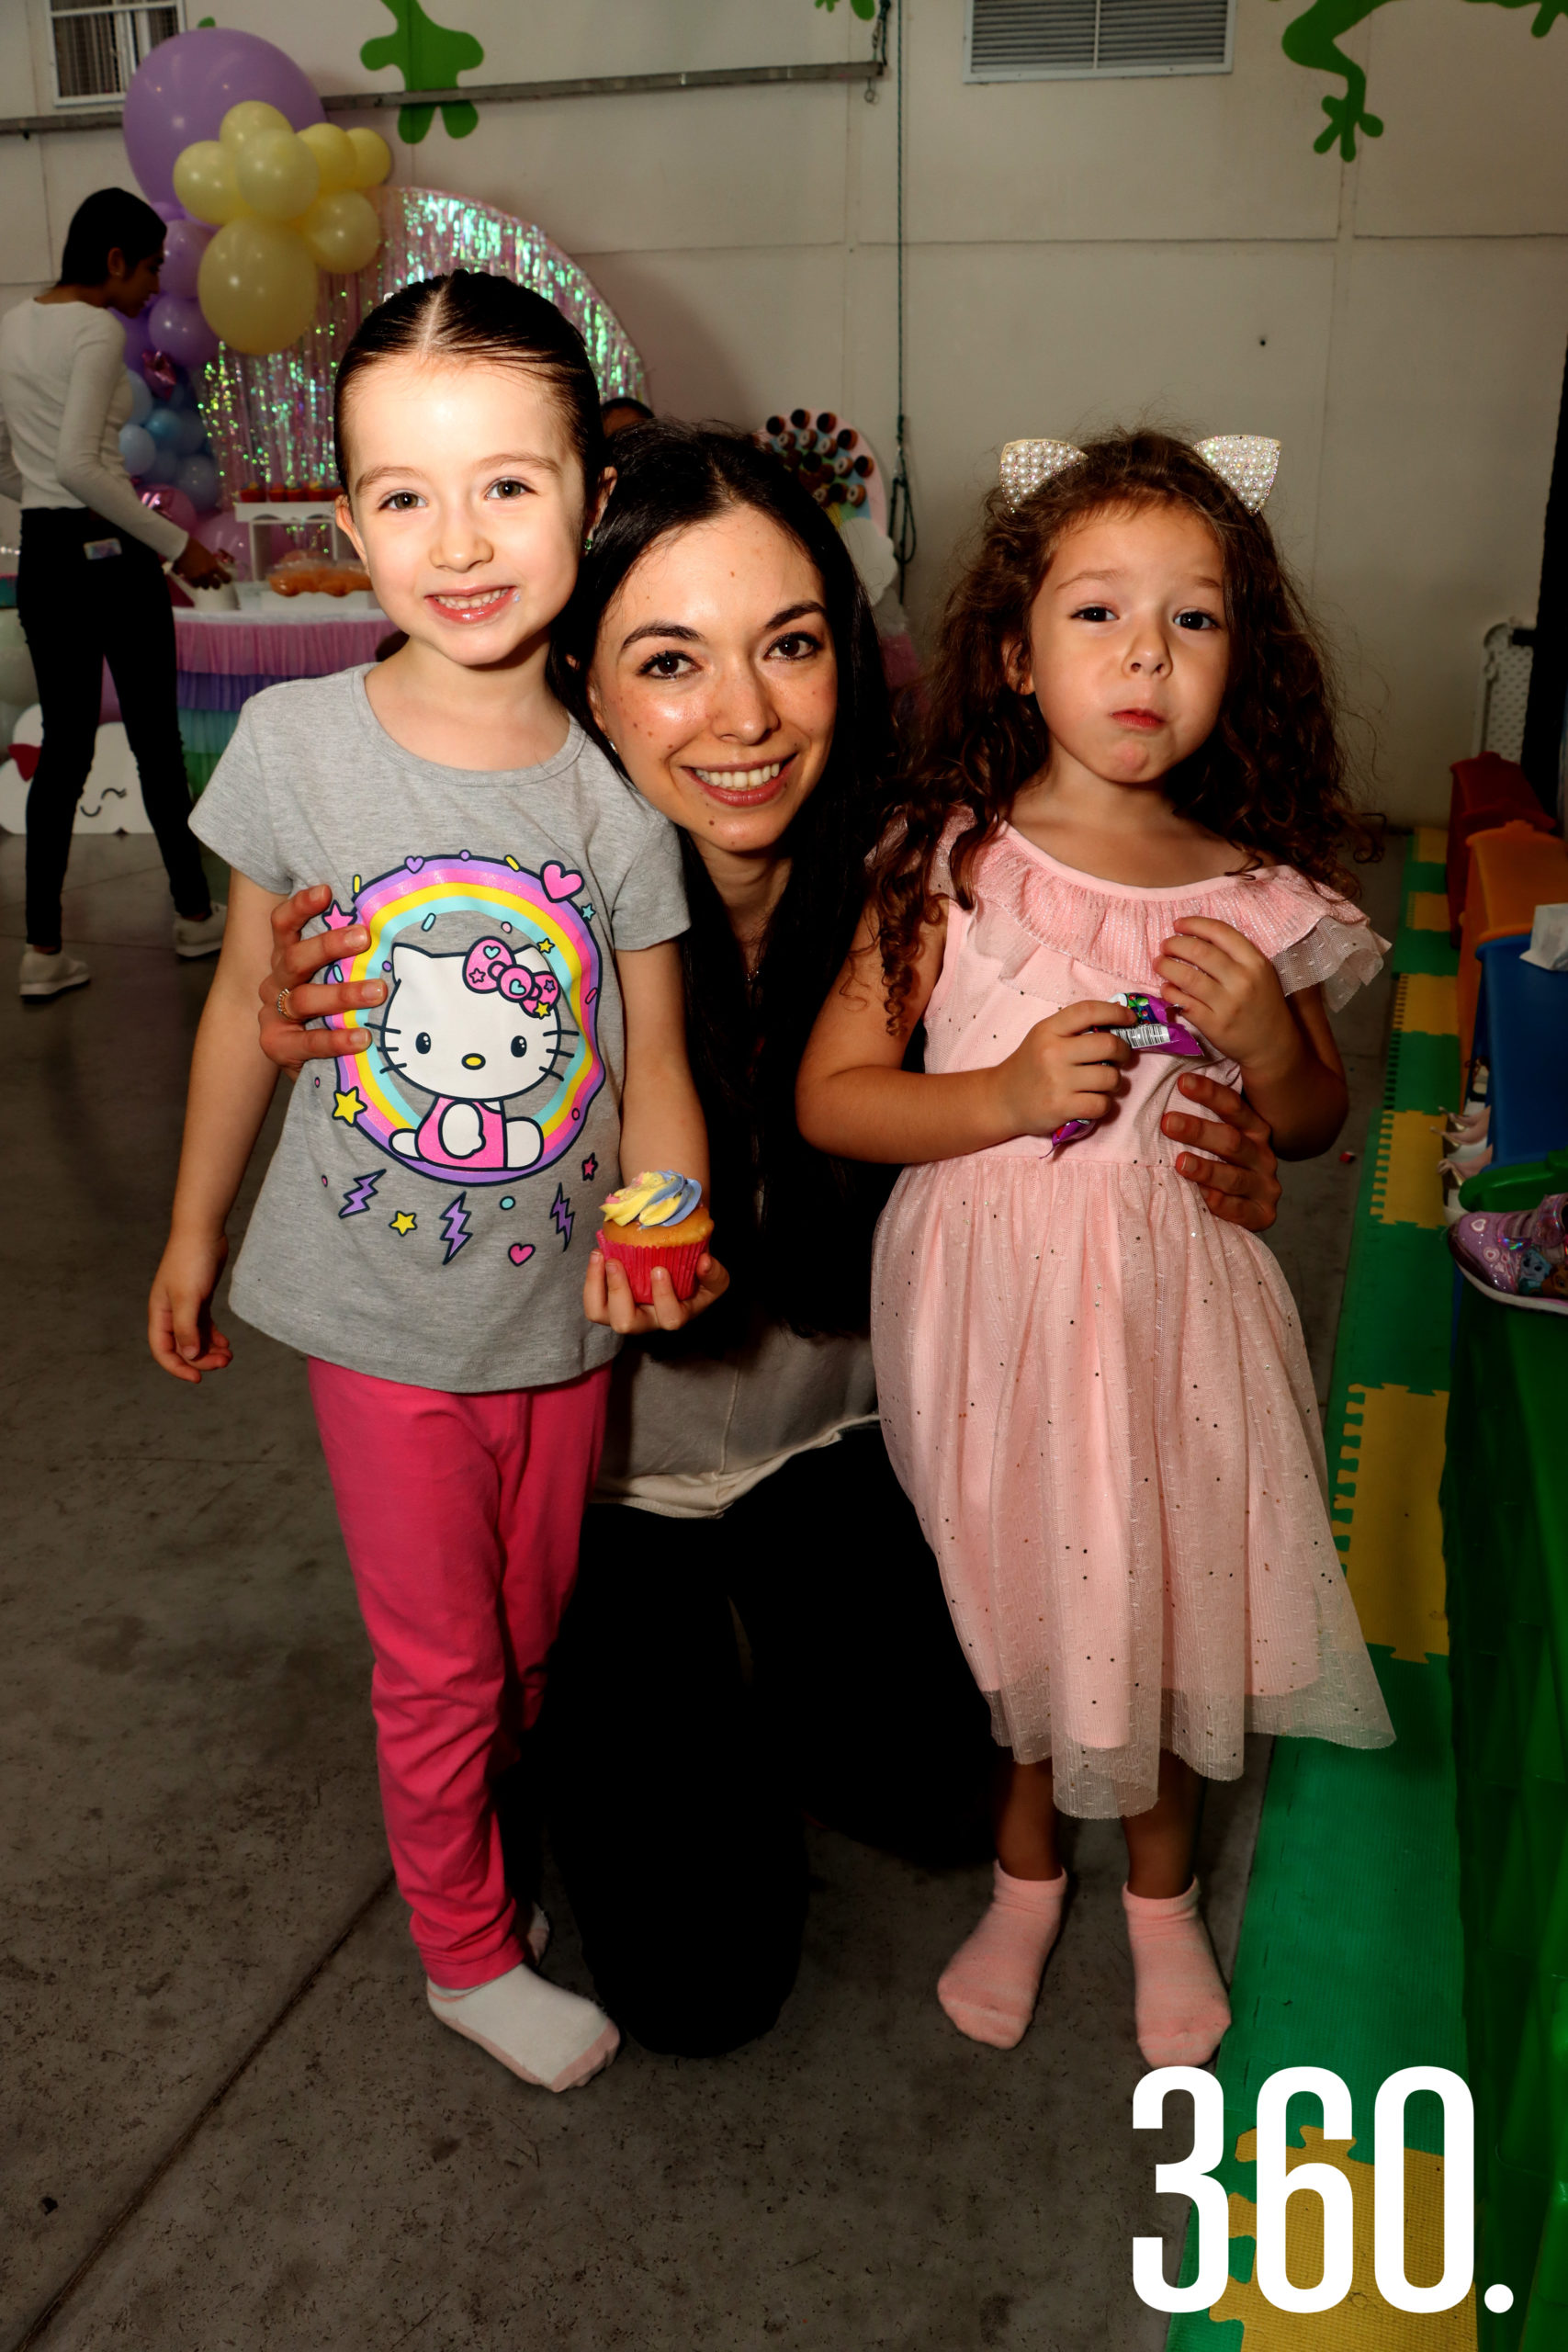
[598,1171,714,1304]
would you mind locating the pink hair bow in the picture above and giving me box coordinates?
[999,435,1280,514]
[463,936,561,1018]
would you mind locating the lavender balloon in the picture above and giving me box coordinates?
[159,218,210,300]
[119,309,155,370]
[123,27,324,209]
[150,293,220,370]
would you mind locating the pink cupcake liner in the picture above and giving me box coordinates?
[599,1229,708,1304]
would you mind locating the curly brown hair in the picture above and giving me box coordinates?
[870,427,1379,1023]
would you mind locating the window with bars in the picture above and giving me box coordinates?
[965,0,1234,82]
[49,1,183,106]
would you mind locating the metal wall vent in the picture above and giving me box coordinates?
[966,0,1234,82]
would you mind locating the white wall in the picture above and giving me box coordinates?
[5,0,1567,821]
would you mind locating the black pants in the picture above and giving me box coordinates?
[536,1424,996,2057]
[18,508,211,947]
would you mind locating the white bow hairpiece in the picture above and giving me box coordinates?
[999,435,1280,514]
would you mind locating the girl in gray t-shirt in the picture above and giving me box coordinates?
[148,273,724,2098]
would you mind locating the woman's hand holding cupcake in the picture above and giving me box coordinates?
[583,1171,729,1335]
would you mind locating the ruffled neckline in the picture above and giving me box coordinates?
[999,823,1268,901]
[938,817,1385,1012]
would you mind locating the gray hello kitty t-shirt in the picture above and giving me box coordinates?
[192,668,688,1392]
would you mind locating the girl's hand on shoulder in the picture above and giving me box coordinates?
[1156,919,1295,1078]
[995,1001,1134,1139]
[148,1229,231,1384]
[582,1246,730,1337]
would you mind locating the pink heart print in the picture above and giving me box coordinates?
[542,862,583,901]
[508,1243,535,1267]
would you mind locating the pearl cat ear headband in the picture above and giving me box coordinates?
[998,435,1280,514]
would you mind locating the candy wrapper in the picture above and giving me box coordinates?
[1048,993,1207,1155]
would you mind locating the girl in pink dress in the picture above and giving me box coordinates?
[797,428,1393,2069]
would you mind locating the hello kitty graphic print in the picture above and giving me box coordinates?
[186,674,688,1390]
[321,854,602,1185]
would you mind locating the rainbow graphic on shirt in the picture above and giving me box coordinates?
[321,852,603,1185]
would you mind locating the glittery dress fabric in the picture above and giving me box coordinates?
[870,827,1395,1817]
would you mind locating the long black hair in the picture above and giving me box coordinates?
[333,270,606,507]
[549,422,897,1336]
[60,187,166,286]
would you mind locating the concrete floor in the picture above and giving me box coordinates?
[0,833,1401,2352]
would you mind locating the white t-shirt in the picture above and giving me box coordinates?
[0,298,186,561]
[596,1312,879,1518]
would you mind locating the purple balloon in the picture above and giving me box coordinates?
[159,219,210,300]
[193,506,252,580]
[119,309,155,368]
[150,293,220,371]
[122,28,324,209]
[153,200,186,225]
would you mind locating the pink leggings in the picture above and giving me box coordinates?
[308,1357,611,1987]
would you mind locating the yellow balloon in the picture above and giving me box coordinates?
[234,128,320,222]
[299,188,381,275]
[220,100,291,155]
[345,127,392,189]
[298,121,356,198]
[172,140,244,227]
[197,217,320,356]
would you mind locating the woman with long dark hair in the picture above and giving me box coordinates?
[253,422,1284,2058]
[0,187,231,999]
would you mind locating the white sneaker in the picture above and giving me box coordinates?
[19,947,89,999]
[174,902,226,960]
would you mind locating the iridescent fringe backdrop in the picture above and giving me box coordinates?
[198,187,647,502]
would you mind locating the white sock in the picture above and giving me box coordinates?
[427,1965,619,2094]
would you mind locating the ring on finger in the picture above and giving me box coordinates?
[276,987,293,1019]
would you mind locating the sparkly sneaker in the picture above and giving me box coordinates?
[1448,1194,1568,1315]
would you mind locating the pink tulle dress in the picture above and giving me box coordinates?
[871,824,1395,1817]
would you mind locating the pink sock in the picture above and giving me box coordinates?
[937,1861,1068,2049]
[1122,1878,1231,2066]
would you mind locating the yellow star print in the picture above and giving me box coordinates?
[332,1087,366,1124]
[389,1211,417,1237]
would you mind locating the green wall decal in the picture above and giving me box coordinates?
[815,0,880,17]
[1278,0,1567,162]
[361,0,486,144]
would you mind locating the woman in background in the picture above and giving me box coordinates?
[0,186,229,1000]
